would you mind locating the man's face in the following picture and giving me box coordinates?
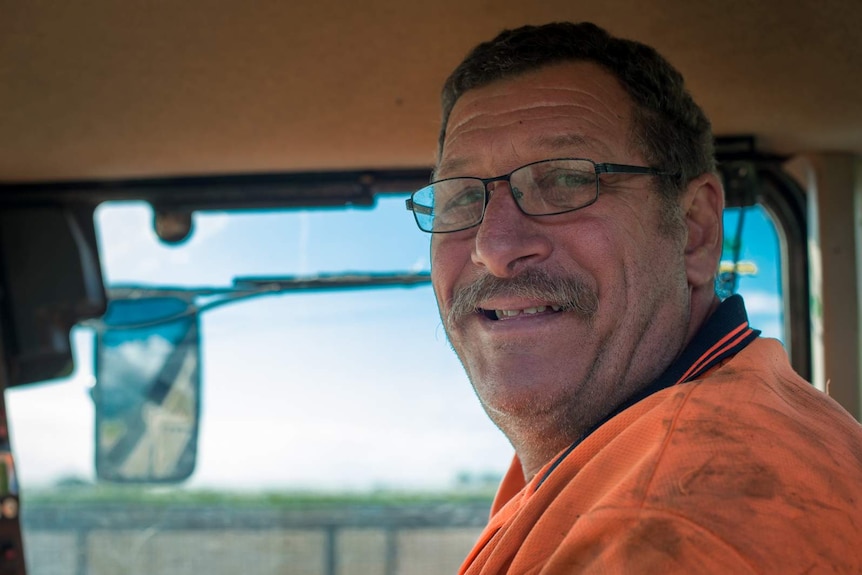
[431,61,694,429]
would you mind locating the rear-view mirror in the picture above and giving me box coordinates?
[93,296,201,483]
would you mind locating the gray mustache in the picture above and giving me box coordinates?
[446,269,599,328]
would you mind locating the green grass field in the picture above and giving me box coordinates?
[23,483,497,508]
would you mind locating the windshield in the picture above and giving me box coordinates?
[6,196,784,574]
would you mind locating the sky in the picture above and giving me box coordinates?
[5,198,784,492]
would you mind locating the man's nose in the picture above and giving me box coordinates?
[471,181,552,277]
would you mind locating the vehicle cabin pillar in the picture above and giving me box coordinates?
[800,153,862,421]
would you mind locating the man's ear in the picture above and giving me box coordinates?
[681,173,725,288]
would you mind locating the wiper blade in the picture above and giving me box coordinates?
[232,270,431,291]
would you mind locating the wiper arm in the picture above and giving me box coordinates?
[88,270,432,330]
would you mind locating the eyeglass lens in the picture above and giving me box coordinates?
[411,159,599,232]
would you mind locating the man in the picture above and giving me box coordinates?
[405,22,862,573]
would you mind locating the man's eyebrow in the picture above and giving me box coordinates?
[529,133,591,151]
[432,157,471,181]
[432,134,593,180]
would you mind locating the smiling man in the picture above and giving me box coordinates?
[406,22,862,573]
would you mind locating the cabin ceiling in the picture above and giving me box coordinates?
[1,0,860,182]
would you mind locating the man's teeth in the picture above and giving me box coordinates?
[494,305,561,319]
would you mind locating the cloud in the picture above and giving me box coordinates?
[738,290,782,315]
[188,212,230,245]
[409,256,429,272]
[755,320,784,341]
[101,334,174,386]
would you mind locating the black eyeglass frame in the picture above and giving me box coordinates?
[405,158,678,233]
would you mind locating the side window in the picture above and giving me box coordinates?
[716,141,810,378]
[720,205,785,341]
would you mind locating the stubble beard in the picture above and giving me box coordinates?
[439,269,607,471]
[440,267,602,419]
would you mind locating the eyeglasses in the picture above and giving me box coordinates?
[405,158,675,233]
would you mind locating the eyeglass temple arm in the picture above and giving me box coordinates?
[596,163,679,178]
[596,163,657,175]
[405,198,434,216]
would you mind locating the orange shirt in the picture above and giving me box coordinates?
[461,339,862,574]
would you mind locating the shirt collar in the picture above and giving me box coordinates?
[619,293,760,409]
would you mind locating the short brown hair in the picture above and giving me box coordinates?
[439,22,715,202]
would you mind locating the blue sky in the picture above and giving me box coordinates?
[6,198,783,491]
[722,206,784,340]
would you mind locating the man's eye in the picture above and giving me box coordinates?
[444,186,485,209]
[530,169,595,209]
[542,169,593,188]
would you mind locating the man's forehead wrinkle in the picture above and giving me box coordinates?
[442,103,611,150]
[452,87,618,128]
[445,110,591,148]
[445,97,626,152]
